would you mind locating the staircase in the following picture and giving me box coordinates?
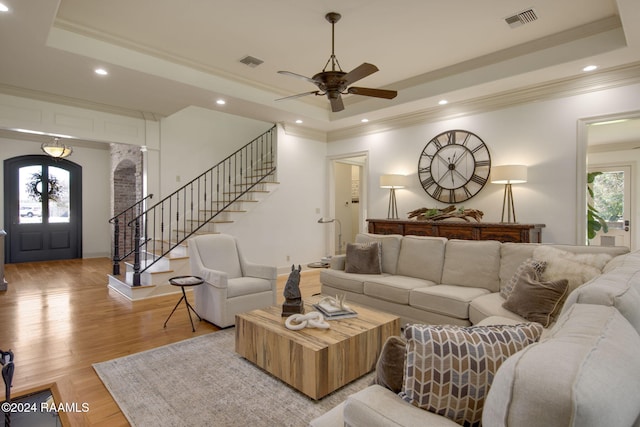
[108,125,277,300]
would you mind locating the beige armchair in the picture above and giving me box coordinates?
[188,234,277,328]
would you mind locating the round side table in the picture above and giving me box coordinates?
[164,276,204,332]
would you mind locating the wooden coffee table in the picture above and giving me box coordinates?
[235,296,400,400]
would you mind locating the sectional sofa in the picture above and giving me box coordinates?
[311,233,640,426]
[319,233,628,327]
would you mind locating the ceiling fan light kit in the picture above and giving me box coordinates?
[277,12,397,112]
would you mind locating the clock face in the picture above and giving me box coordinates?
[418,130,491,203]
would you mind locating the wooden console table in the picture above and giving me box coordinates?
[367,219,544,243]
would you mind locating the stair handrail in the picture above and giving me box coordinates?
[108,194,154,224]
[116,125,277,285]
[109,194,154,275]
[138,125,276,216]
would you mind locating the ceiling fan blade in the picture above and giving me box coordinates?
[329,95,344,112]
[343,63,379,85]
[277,70,318,85]
[348,87,398,99]
[275,91,319,101]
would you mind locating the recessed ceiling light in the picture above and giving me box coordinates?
[295,119,303,124]
[438,99,448,105]
[583,65,597,72]
[0,3,9,12]
[94,68,108,76]
[361,118,369,123]
[216,99,226,105]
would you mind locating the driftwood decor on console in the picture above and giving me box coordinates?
[408,205,484,222]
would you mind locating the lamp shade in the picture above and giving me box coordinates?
[380,174,406,188]
[491,165,527,184]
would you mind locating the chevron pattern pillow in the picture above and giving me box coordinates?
[399,322,543,427]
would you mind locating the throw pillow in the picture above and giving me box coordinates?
[371,335,406,393]
[502,265,569,327]
[345,242,382,274]
[533,246,612,293]
[500,258,547,299]
[399,322,543,427]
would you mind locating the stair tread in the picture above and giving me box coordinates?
[174,229,221,234]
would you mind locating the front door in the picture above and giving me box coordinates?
[4,155,82,263]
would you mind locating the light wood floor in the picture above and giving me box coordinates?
[0,258,322,426]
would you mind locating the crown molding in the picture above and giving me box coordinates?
[0,83,162,121]
[281,122,327,142]
[327,61,640,142]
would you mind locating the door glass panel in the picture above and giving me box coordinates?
[588,166,630,249]
[19,165,43,224]
[48,166,70,223]
[592,170,624,230]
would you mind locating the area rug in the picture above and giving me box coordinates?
[93,329,373,426]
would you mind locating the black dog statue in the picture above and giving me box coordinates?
[282,264,304,317]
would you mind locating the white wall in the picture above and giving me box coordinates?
[326,83,640,244]
[158,108,329,270]
[159,106,274,199]
[0,136,111,258]
[221,128,328,271]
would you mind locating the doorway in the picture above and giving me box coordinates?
[4,155,82,263]
[582,113,640,249]
[328,153,368,255]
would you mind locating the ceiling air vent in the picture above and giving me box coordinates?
[239,55,264,68]
[505,8,538,29]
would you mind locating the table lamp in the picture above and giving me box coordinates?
[380,174,406,219]
[491,165,527,223]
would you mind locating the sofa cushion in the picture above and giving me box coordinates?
[499,243,628,294]
[399,322,543,427]
[356,233,403,274]
[396,236,447,283]
[483,304,640,427]
[469,293,527,325]
[500,257,547,300]
[320,269,388,294]
[372,335,406,394]
[345,242,382,274]
[441,240,501,292]
[499,243,538,290]
[364,276,436,305]
[344,385,462,427]
[410,285,490,320]
[502,265,568,327]
[562,251,640,335]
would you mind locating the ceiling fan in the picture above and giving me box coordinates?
[276,12,397,113]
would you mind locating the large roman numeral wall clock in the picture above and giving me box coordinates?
[418,130,491,204]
